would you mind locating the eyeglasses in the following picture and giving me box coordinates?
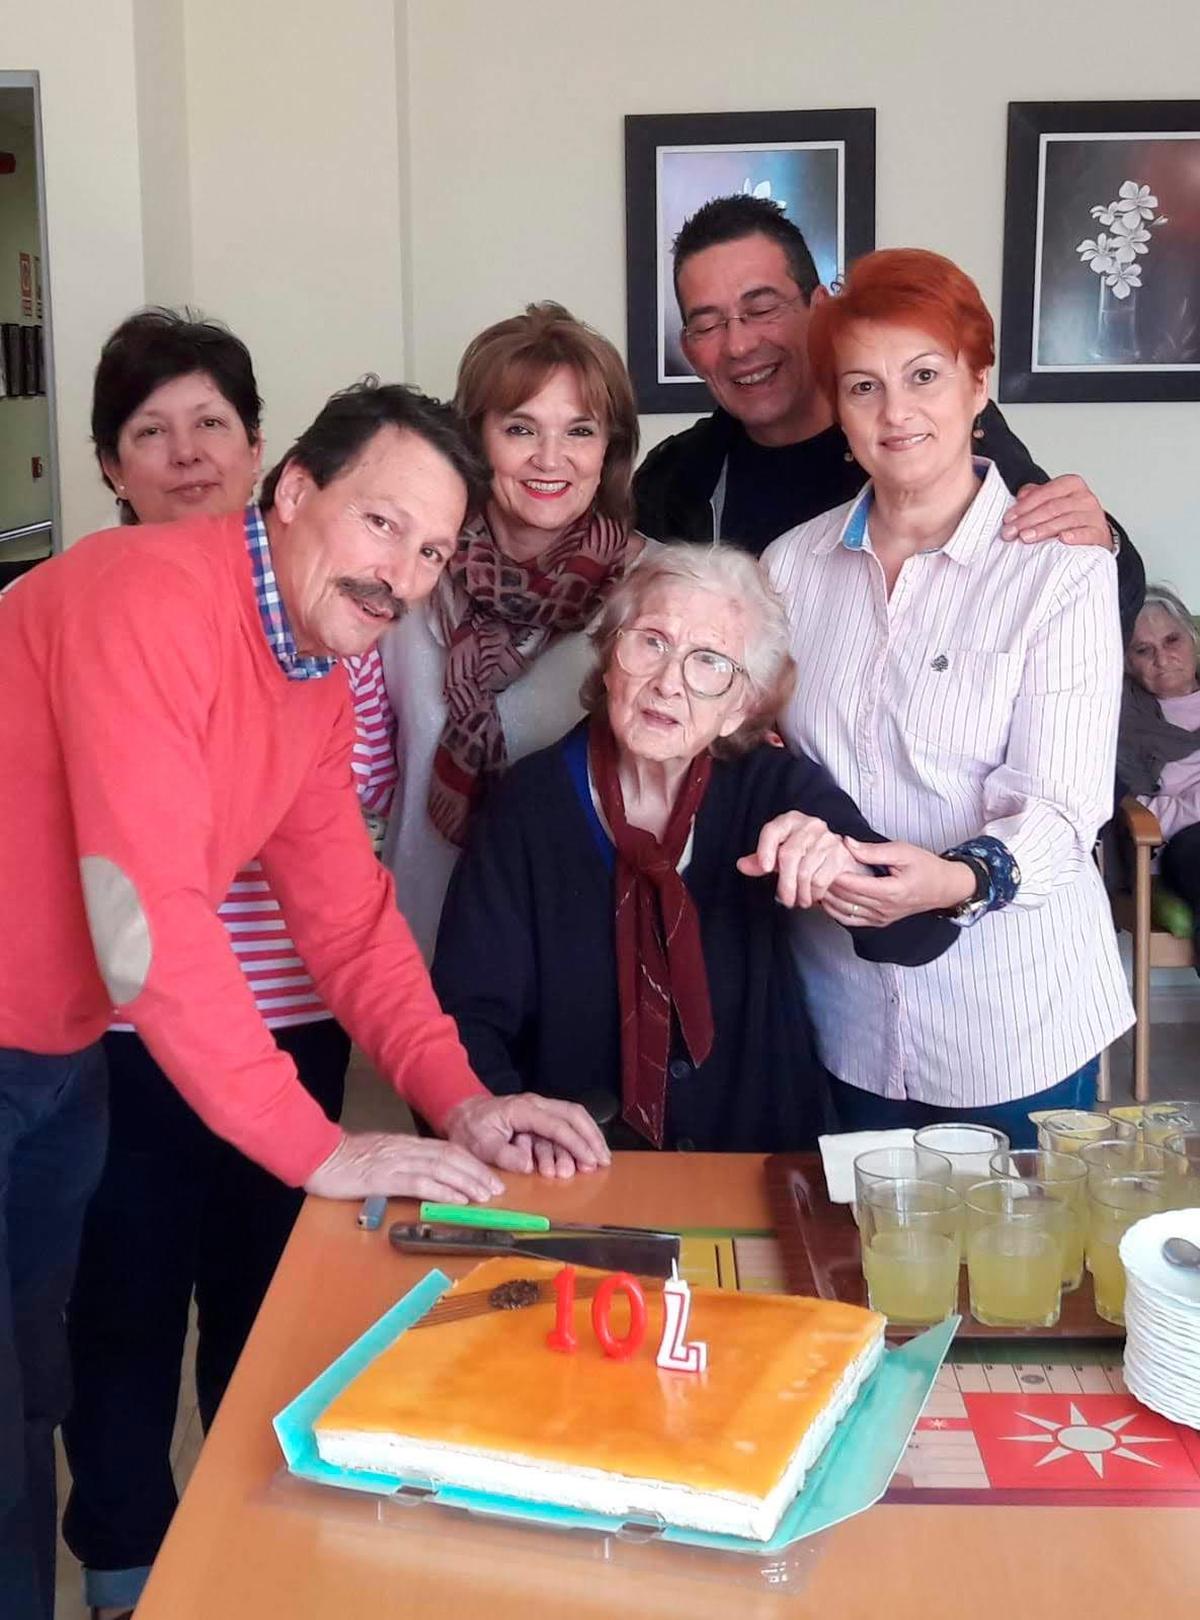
[680,293,805,344]
[614,628,745,698]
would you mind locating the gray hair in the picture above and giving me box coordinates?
[580,542,796,756]
[1131,584,1200,660]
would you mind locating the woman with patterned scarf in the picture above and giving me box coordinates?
[380,302,644,958]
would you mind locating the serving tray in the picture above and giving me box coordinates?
[764,1152,1122,1341]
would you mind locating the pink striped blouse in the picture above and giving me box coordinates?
[762,462,1133,1107]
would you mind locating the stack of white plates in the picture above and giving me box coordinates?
[1121,1207,1200,1428]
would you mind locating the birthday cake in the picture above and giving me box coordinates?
[313,1258,884,1541]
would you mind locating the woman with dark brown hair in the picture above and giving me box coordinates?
[380,301,643,956]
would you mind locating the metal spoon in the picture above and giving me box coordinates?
[1162,1236,1200,1269]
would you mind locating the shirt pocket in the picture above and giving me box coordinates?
[901,648,1023,771]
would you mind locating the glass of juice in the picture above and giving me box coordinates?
[913,1125,1009,1261]
[965,1179,1066,1328]
[852,1145,954,1223]
[859,1179,962,1326]
[1037,1111,1135,1156]
[988,1149,1088,1292]
[1079,1138,1167,1181]
[1162,1131,1200,1208]
[1140,1101,1200,1147]
[1087,1171,1169,1326]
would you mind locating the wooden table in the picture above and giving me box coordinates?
[136,1155,1199,1620]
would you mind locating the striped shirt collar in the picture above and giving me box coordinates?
[819,458,1012,565]
[242,504,337,681]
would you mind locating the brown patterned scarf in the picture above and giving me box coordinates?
[588,718,715,1148]
[428,505,632,845]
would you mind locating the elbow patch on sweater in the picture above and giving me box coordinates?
[79,855,152,1005]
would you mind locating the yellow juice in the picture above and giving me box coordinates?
[1089,1234,1127,1324]
[967,1225,1062,1327]
[1057,1200,1087,1292]
[862,1229,959,1325]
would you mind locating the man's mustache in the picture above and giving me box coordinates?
[337,579,407,621]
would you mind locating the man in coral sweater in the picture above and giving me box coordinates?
[0,380,608,1620]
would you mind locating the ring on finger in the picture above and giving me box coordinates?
[849,903,861,918]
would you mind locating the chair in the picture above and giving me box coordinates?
[1108,796,1196,1101]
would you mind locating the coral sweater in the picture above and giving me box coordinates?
[0,512,485,1184]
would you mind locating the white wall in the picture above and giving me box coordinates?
[405,0,1200,599]
[0,2,146,541]
[176,0,410,468]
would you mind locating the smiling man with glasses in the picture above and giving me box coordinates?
[633,194,1144,635]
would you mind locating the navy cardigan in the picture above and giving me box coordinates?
[431,725,958,1153]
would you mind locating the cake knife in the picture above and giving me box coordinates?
[388,1220,681,1277]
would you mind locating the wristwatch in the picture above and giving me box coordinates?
[940,851,991,923]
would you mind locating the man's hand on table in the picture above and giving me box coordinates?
[444,1093,612,1180]
[303,1131,504,1203]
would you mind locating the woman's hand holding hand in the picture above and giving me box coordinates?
[821,838,976,927]
[737,813,865,907]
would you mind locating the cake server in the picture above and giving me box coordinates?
[417,1201,674,1240]
[388,1220,680,1277]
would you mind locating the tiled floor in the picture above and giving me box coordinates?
[51,1026,1200,1617]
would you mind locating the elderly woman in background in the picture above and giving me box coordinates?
[763,249,1134,1148]
[381,302,642,957]
[432,545,956,1153]
[63,310,396,1620]
[1119,585,1200,954]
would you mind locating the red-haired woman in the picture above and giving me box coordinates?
[763,249,1133,1146]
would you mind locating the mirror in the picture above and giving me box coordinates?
[0,72,57,588]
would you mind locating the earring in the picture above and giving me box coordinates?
[843,449,856,464]
[971,416,985,442]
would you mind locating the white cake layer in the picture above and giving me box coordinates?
[316,1329,884,1542]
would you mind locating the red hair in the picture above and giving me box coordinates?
[808,249,994,413]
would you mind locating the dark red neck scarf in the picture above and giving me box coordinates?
[588,718,715,1147]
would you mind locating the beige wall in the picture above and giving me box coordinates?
[0,107,51,533]
[1,3,146,541]
[9,0,1200,598]
[174,0,410,468]
[405,0,1200,602]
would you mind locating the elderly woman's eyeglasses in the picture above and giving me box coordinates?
[681,293,805,344]
[614,628,745,698]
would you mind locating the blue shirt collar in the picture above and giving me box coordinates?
[242,504,336,682]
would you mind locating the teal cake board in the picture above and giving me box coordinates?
[273,1269,956,1557]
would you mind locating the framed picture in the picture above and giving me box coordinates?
[1000,100,1200,403]
[624,109,876,413]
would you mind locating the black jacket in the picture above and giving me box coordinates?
[432,728,958,1154]
[633,402,1145,637]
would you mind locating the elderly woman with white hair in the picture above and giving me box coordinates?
[432,544,957,1153]
[1119,585,1200,953]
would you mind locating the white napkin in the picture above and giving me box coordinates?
[818,1129,917,1204]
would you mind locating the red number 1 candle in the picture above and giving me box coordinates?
[545,1264,579,1353]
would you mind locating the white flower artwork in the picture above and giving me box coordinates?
[1076,179,1168,301]
[741,177,787,212]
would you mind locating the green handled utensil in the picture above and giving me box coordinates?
[418,1203,551,1232]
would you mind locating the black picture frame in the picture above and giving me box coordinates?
[1000,100,1200,404]
[624,109,876,414]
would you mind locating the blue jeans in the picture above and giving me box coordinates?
[0,1043,108,1620]
[828,1060,1100,1150]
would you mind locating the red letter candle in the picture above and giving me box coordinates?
[545,1264,579,1353]
[591,1272,647,1361]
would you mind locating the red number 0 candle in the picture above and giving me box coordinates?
[545,1264,579,1353]
[590,1272,647,1361]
